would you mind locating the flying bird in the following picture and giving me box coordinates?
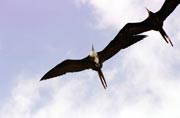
[40,34,147,89]
[40,0,179,89]
[146,8,173,46]
[120,0,180,46]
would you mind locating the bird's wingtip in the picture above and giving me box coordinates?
[40,75,48,81]
[134,34,148,39]
[40,78,45,81]
[143,35,148,39]
[142,35,148,38]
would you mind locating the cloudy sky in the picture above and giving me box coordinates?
[0,0,180,117]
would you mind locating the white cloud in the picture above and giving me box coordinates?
[76,0,151,29]
[1,0,180,118]
[1,39,180,118]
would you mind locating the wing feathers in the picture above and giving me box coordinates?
[40,57,91,81]
[98,35,147,63]
[120,20,151,35]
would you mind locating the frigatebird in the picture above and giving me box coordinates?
[120,0,180,47]
[40,34,147,89]
[40,0,179,89]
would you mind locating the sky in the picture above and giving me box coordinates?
[0,0,180,117]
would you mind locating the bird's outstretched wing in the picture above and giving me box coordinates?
[156,0,180,21]
[98,34,147,63]
[40,56,91,81]
[120,20,152,35]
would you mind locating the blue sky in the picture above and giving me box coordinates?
[0,0,180,117]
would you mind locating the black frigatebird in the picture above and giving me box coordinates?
[40,34,147,89]
[120,0,180,47]
[40,0,179,89]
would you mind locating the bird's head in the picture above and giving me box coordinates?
[146,8,153,16]
[90,45,95,55]
[89,45,101,68]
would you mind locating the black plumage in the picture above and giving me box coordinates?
[41,35,147,89]
[41,0,179,89]
[120,0,180,46]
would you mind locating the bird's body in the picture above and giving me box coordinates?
[146,8,173,46]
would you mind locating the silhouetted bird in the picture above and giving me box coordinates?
[41,34,147,89]
[41,0,180,89]
[120,0,180,46]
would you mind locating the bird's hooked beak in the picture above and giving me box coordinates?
[97,69,107,89]
[90,44,95,57]
[146,8,152,16]
[92,44,95,52]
